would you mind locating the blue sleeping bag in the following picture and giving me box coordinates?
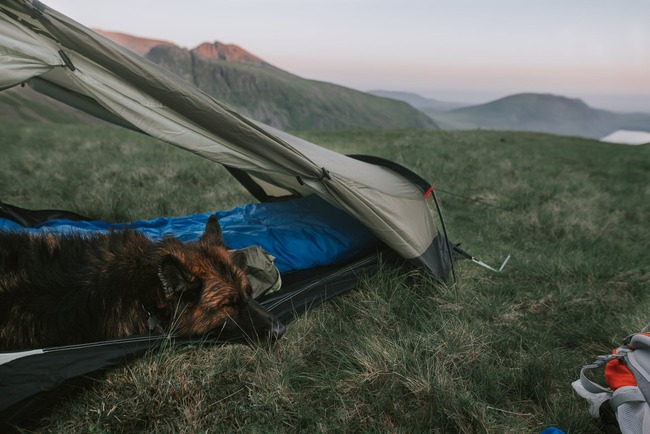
[0,195,378,273]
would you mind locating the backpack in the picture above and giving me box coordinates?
[572,326,650,434]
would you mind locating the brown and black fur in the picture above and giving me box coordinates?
[0,216,284,351]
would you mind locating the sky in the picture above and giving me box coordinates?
[45,0,650,112]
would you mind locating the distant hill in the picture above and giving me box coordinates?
[1,31,435,131]
[368,90,466,112]
[430,93,650,138]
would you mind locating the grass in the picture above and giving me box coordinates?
[0,121,247,221]
[1,119,648,433]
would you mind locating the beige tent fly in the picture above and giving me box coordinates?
[0,0,452,276]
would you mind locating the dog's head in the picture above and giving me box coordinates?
[155,216,284,342]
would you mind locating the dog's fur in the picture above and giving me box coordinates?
[0,216,283,350]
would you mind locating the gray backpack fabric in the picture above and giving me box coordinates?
[573,326,650,434]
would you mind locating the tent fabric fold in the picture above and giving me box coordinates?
[0,0,447,267]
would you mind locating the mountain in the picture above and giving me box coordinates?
[192,42,275,69]
[429,93,650,138]
[95,29,273,68]
[368,90,466,112]
[1,31,435,131]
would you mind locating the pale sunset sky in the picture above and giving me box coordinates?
[46,0,650,112]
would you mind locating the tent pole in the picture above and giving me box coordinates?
[430,190,456,282]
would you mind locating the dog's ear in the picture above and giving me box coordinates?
[158,254,202,302]
[200,215,224,246]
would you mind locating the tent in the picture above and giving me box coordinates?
[0,0,454,426]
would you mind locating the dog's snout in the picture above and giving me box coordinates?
[243,298,285,342]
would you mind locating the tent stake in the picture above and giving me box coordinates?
[454,245,510,273]
[470,254,510,273]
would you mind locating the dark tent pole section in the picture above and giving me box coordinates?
[0,201,92,228]
[260,251,388,324]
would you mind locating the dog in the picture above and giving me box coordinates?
[0,216,285,351]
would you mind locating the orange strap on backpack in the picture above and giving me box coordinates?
[604,333,650,390]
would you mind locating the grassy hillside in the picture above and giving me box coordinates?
[146,45,436,131]
[1,120,648,433]
[429,93,650,138]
